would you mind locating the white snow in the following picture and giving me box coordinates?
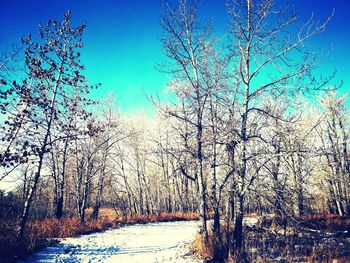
[242,217,259,227]
[19,220,203,263]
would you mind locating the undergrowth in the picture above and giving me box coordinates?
[191,213,350,263]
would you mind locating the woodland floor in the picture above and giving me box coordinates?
[12,215,350,262]
[18,220,202,263]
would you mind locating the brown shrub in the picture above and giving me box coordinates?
[245,212,260,218]
[84,208,118,221]
[191,234,214,260]
[301,213,341,220]
[27,217,116,239]
[191,224,230,262]
[299,213,350,231]
[115,212,199,225]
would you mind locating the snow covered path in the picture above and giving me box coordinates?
[19,220,203,263]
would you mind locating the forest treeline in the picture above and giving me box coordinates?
[0,0,349,262]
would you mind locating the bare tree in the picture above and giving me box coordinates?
[160,0,214,241]
[318,93,350,216]
[9,11,98,240]
[225,0,334,253]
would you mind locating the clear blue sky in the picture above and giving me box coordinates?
[1,0,349,114]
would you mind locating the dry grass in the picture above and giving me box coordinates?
[299,213,350,231]
[245,212,260,218]
[191,233,214,260]
[115,212,199,224]
[191,224,230,262]
[0,216,117,262]
[84,207,118,221]
[27,217,115,239]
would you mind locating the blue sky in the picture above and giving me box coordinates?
[1,0,349,114]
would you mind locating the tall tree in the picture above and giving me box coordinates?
[5,11,99,240]
[160,0,213,241]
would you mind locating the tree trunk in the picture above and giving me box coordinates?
[56,193,64,219]
[233,194,244,250]
[197,122,208,242]
[92,180,103,219]
[17,67,62,240]
[56,138,68,219]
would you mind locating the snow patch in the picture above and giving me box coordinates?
[19,221,203,263]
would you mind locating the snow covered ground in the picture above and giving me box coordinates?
[19,220,203,263]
